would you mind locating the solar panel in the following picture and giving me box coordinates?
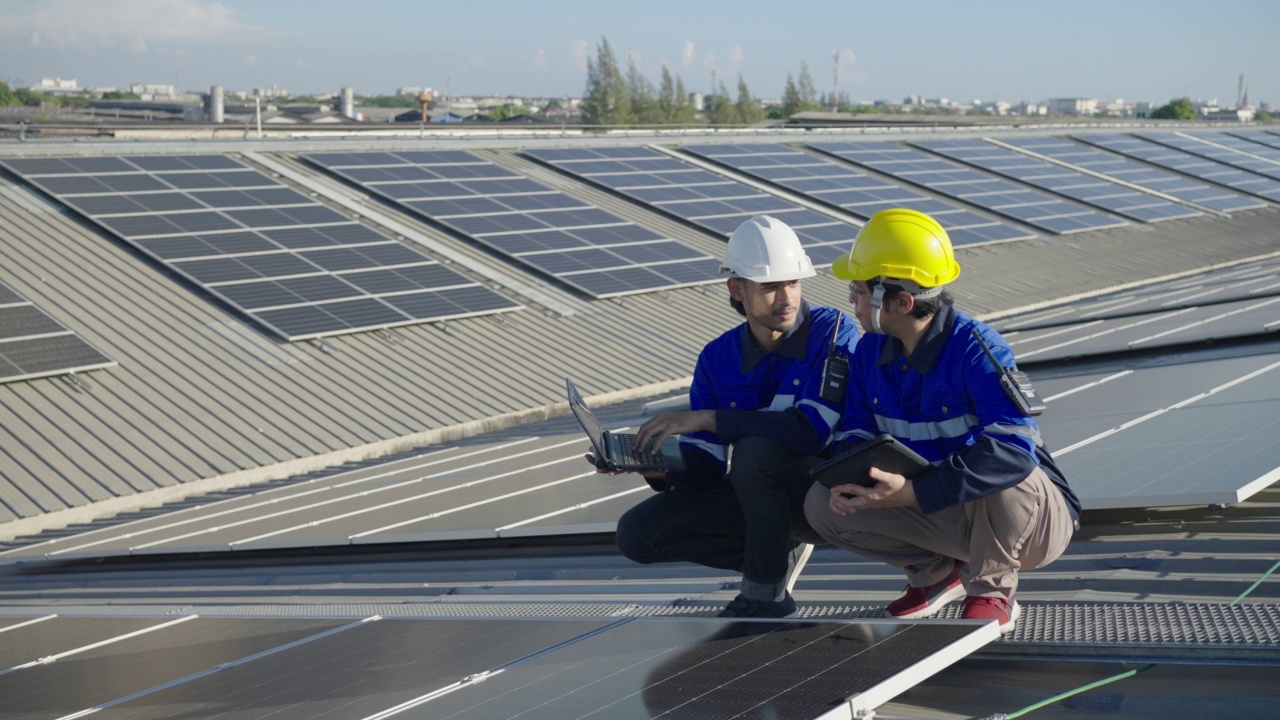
[681,143,1034,245]
[1138,132,1280,181]
[809,141,1128,234]
[1230,130,1280,152]
[1075,134,1280,202]
[1034,341,1280,508]
[912,138,1203,223]
[993,256,1280,332]
[523,146,858,267]
[417,618,995,719]
[997,136,1265,213]
[0,155,521,341]
[0,277,115,384]
[303,150,721,299]
[1005,295,1280,363]
[0,613,993,720]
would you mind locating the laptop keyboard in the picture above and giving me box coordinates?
[616,434,667,469]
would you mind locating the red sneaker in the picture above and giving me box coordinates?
[884,559,965,619]
[961,595,1021,634]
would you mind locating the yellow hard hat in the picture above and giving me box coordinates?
[832,208,961,288]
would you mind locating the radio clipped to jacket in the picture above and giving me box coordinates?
[971,329,1045,417]
[819,314,850,404]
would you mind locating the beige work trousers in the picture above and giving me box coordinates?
[803,466,1075,600]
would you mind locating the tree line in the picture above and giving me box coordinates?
[580,37,826,126]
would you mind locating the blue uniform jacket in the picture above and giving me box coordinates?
[667,301,859,488]
[833,304,1081,520]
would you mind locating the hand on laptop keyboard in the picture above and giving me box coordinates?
[634,410,716,455]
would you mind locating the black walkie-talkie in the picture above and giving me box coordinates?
[820,314,850,404]
[971,329,1045,417]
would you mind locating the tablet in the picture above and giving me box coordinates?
[810,434,932,493]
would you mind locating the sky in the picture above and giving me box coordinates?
[0,0,1276,107]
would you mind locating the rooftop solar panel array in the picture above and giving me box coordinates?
[1138,132,1280,181]
[1230,130,1280,151]
[0,614,992,720]
[996,136,1264,213]
[679,143,1034,246]
[911,138,1202,222]
[1074,134,1280,202]
[993,255,1280,332]
[0,277,116,384]
[0,155,521,341]
[523,146,858,266]
[302,150,722,298]
[808,141,1128,234]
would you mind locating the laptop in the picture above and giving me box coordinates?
[566,378,685,473]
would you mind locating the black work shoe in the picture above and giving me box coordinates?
[717,592,797,618]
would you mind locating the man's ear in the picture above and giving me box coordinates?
[726,277,745,302]
[892,289,916,315]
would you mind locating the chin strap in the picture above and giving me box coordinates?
[869,277,946,334]
[869,283,886,334]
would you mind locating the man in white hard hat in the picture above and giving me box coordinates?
[607,215,859,618]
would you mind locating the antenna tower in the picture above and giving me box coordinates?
[1237,73,1244,108]
[832,52,839,112]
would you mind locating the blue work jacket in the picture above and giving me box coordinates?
[673,301,859,486]
[833,304,1081,519]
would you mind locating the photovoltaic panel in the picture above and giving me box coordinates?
[912,138,1202,222]
[303,150,721,298]
[0,155,521,341]
[1075,134,1280,202]
[523,146,858,267]
[809,140,1128,234]
[997,136,1264,213]
[1138,132,1280,181]
[416,618,994,720]
[681,143,1034,245]
[1004,295,1280,364]
[1032,341,1280,508]
[993,255,1280,333]
[0,277,115,384]
[1230,130,1280,152]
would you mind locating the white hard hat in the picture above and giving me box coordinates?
[719,215,816,282]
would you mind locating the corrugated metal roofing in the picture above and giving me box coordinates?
[0,131,1277,541]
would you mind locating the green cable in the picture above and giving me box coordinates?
[983,557,1280,720]
[998,664,1156,720]
[1230,558,1280,606]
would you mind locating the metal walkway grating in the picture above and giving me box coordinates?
[4,601,1277,662]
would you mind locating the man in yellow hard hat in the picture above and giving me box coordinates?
[803,208,1079,633]
[602,215,858,618]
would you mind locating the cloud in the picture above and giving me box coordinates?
[295,57,312,69]
[680,41,695,70]
[0,0,269,50]
[531,49,549,71]
[725,46,744,71]
[246,53,258,66]
[569,38,589,70]
[468,56,487,70]
[835,48,867,86]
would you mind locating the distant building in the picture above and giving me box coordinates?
[688,92,704,112]
[1133,102,1155,118]
[34,77,77,92]
[253,85,289,99]
[1203,107,1254,122]
[1047,98,1098,116]
[129,83,177,97]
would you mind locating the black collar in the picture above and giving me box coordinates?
[875,303,956,373]
[740,300,811,372]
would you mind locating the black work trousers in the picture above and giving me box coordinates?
[614,436,824,600]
